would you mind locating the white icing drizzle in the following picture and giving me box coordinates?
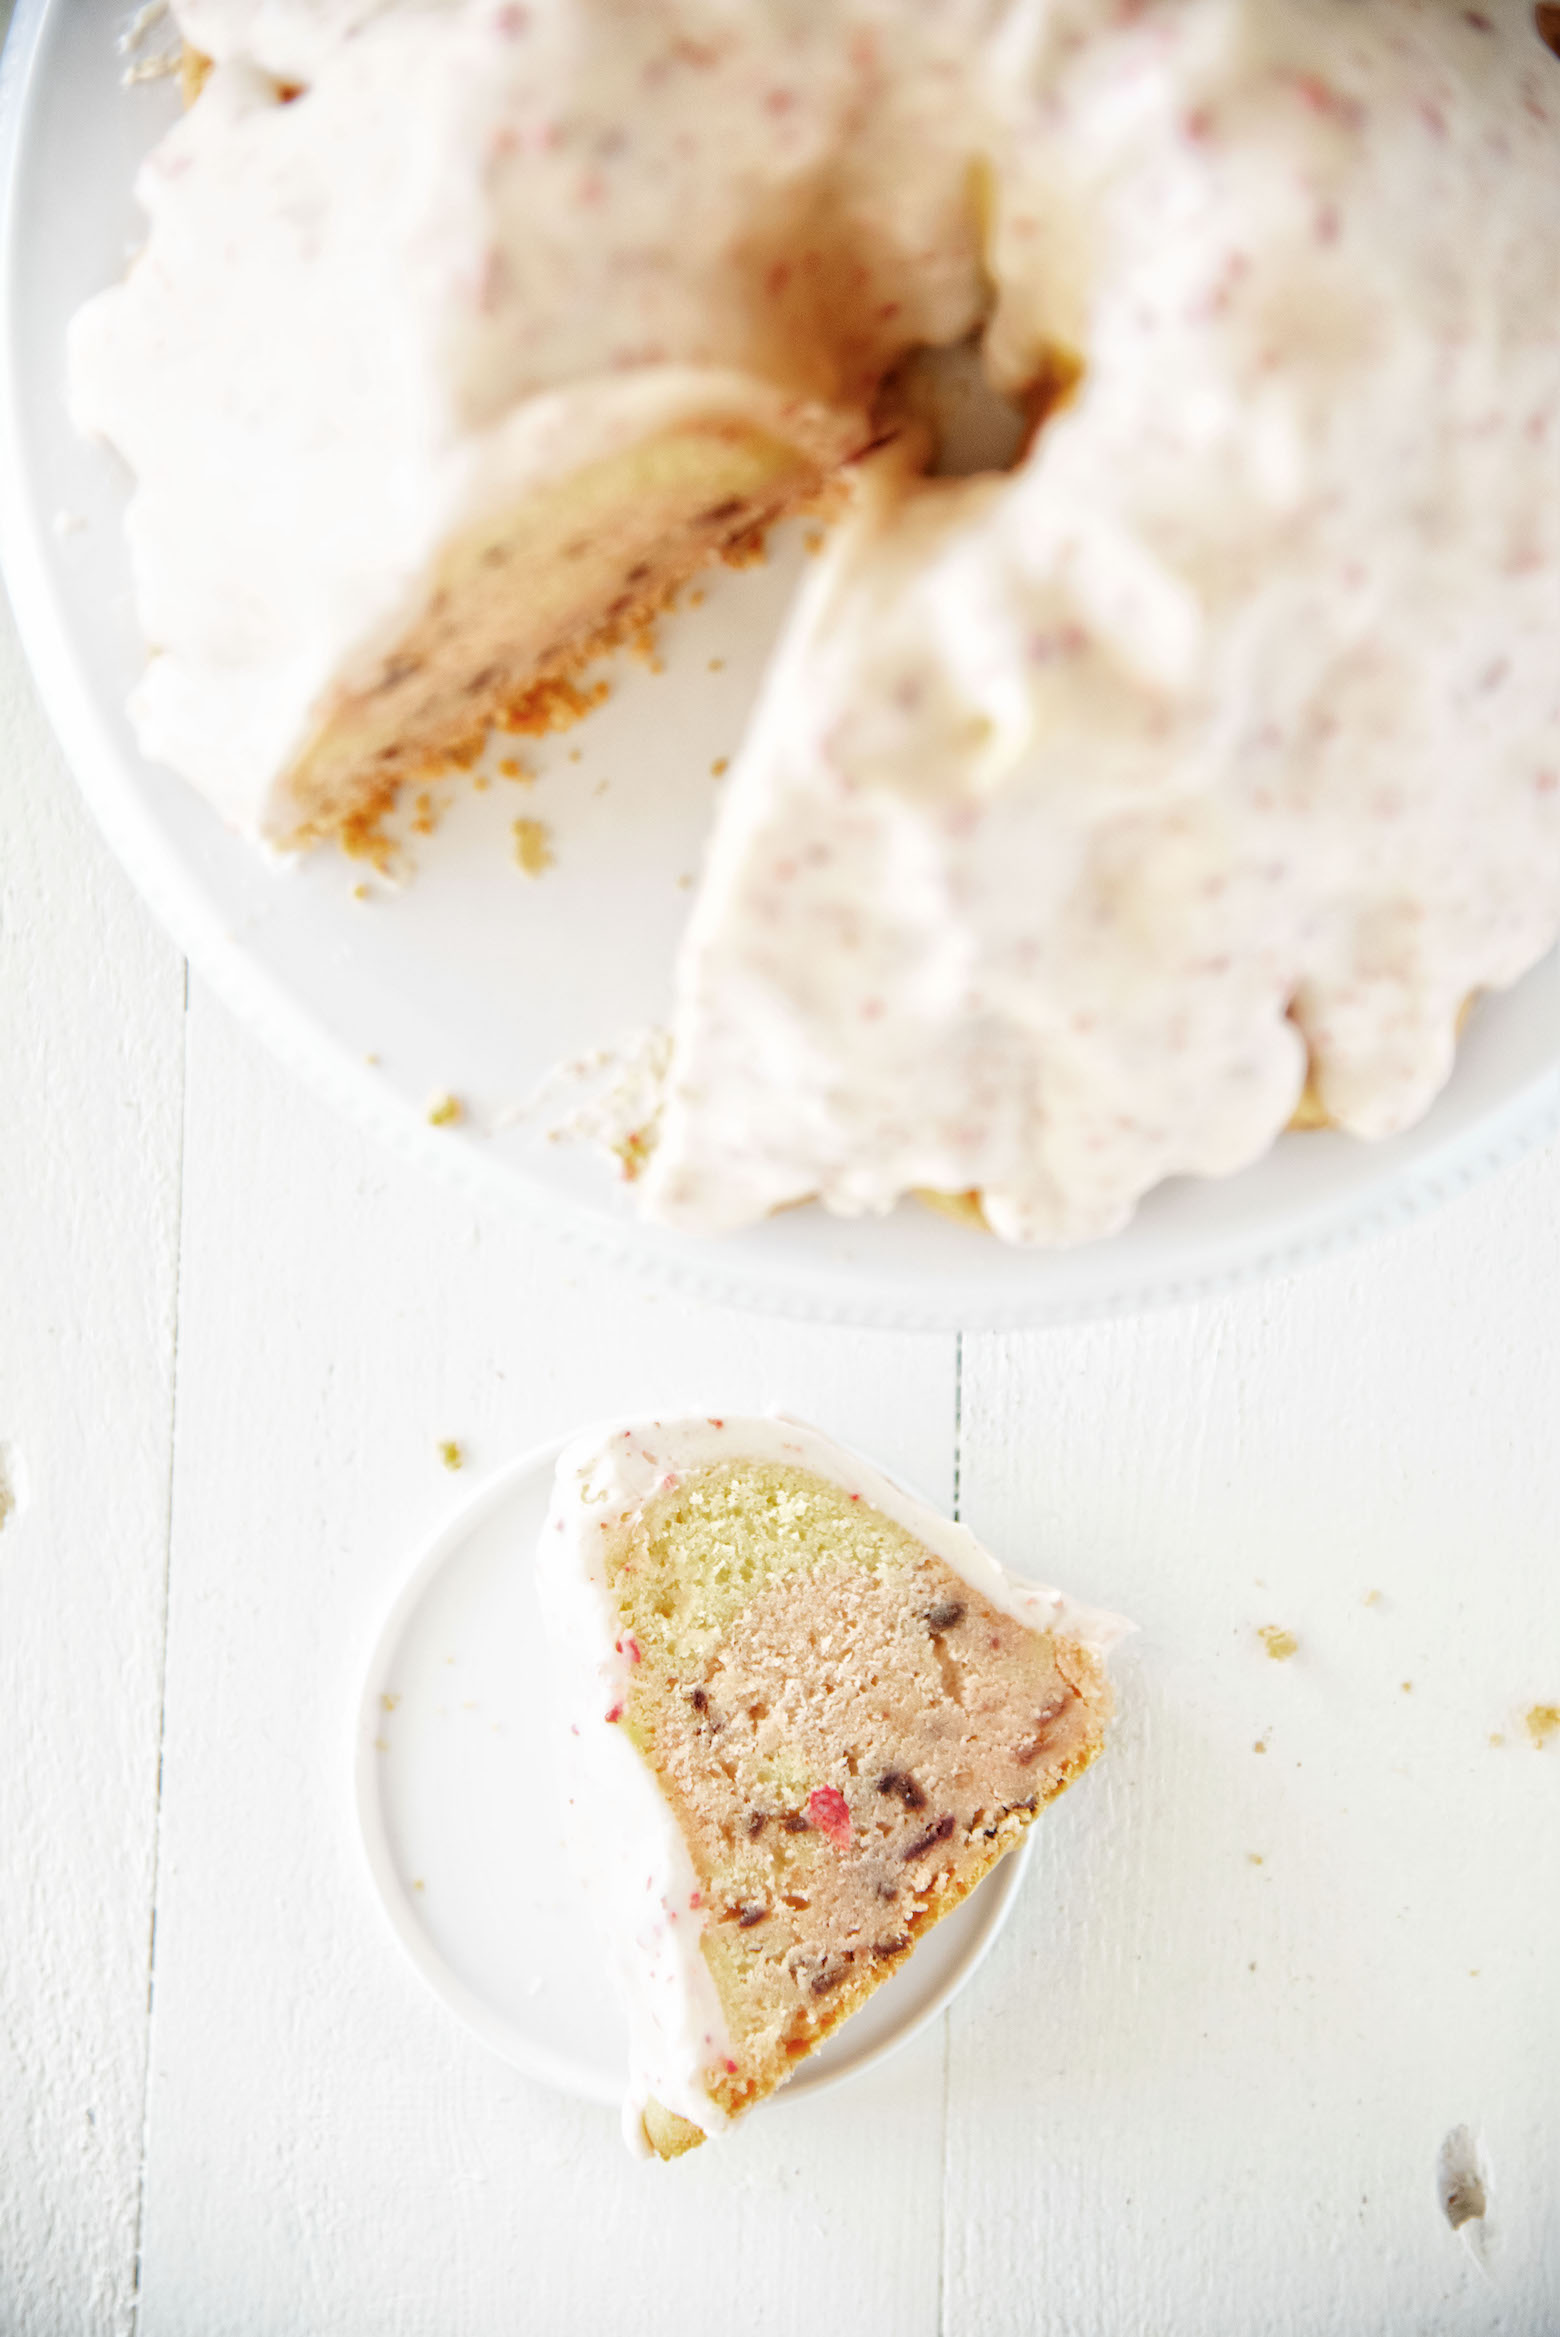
[636,0,1560,1242]
[536,1411,1128,2150]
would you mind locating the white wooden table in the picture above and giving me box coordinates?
[3,577,1558,2337]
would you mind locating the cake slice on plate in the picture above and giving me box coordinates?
[538,1415,1127,2158]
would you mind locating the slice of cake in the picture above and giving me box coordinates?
[537,1415,1127,2158]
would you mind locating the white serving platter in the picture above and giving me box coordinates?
[3,0,1558,1329]
[353,1436,1031,2115]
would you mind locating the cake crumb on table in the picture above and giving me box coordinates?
[427,1093,463,1127]
[613,1128,653,1182]
[439,1441,464,1472]
[1525,1703,1560,1748]
[513,818,555,875]
[1259,1626,1298,1662]
[0,1444,20,1534]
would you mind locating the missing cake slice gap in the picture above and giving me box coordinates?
[537,1415,1128,2158]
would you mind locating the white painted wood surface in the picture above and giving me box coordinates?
[3,578,1558,2336]
[0,590,183,2334]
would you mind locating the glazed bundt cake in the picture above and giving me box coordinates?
[69,1,1560,1243]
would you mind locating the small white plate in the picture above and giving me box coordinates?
[353,1436,1032,2112]
[4,0,1559,1329]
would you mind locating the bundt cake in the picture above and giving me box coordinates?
[69,0,1560,1243]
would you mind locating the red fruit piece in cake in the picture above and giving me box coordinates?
[805,1787,852,1848]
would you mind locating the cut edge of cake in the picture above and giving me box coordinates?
[279,415,856,859]
[140,49,871,859]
